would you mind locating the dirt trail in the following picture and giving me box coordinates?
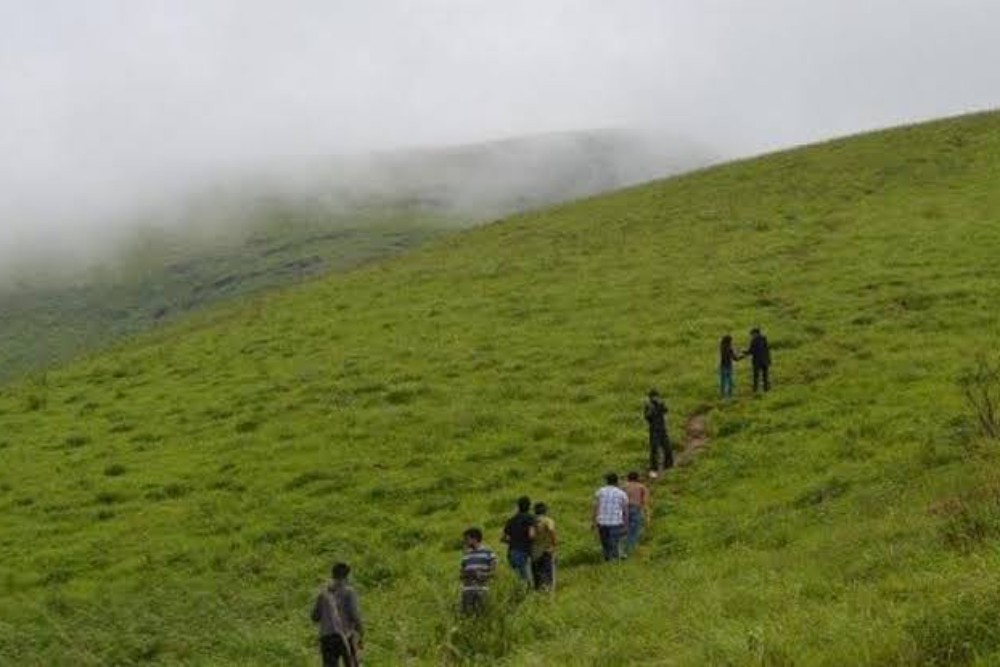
[675,407,711,468]
[643,406,713,484]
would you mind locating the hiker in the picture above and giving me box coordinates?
[531,502,557,591]
[623,471,650,556]
[744,327,772,393]
[311,562,364,667]
[719,334,742,398]
[644,389,672,476]
[592,472,629,561]
[460,527,498,615]
[501,496,536,585]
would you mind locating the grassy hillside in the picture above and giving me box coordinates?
[0,129,710,385]
[2,111,1000,665]
[0,206,452,384]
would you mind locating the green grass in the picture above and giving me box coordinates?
[0,204,456,384]
[3,111,1000,665]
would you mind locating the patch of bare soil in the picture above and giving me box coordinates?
[675,408,711,468]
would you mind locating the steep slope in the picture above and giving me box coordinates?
[2,111,1000,665]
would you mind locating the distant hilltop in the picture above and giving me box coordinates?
[317,128,717,217]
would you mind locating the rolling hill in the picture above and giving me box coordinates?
[0,128,710,384]
[2,111,1000,665]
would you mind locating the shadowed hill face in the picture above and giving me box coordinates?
[2,112,1000,664]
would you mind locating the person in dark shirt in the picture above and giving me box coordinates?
[644,390,672,475]
[744,327,772,393]
[501,496,536,584]
[719,334,743,398]
[310,562,364,667]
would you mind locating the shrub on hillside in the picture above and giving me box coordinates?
[958,357,1000,440]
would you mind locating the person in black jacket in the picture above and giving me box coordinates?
[644,390,672,475]
[744,328,771,393]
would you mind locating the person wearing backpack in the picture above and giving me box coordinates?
[311,562,364,667]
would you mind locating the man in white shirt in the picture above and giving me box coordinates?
[592,472,629,561]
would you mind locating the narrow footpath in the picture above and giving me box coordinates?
[675,407,711,468]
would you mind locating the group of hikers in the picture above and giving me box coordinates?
[459,496,558,616]
[309,327,773,665]
[310,476,658,664]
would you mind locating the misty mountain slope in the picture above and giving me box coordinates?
[0,207,452,383]
[0,129,711,384]
[2,111,1000,665]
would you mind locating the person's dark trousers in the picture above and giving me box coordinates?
[320,634,354,667]
[508,548,532,585]
[461,588,487,615]
[753,364,771,392]
[598,525,624,561]
[650,430,669,471]
[531,552,554,590]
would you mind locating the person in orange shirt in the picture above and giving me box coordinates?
[623,471,650,556]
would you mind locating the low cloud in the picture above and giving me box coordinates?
[2,0,999,269]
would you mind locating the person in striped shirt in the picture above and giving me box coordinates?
[460,527,498,615]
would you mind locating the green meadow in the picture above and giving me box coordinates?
[0,206,455,384]
[3,111,1000,665]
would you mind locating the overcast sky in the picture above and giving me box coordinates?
[2,0,999,263]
